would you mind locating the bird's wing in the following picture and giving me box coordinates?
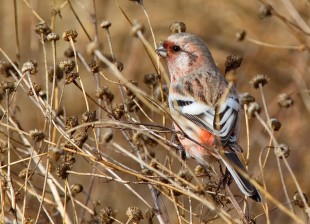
[169,93,240,148]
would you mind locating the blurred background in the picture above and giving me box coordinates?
[0,0,310,223]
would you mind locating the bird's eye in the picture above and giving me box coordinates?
[172,45,180,52]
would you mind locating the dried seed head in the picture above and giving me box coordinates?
[46,32,60,41]
[259,4,272,19]
[49,147,64,162]
[126,207,143,223]
[132,132,157,147]
[89,59,100,74]
[249,218,257,224]
[278,93,294,108]
[24,218,35,224]
[65,116,79,134]
[293,192,308,208]
[124,80,137,99]
[82,110,97,123]
[275,143,291,158]
[178,170,192,183]
[114,61,124,72]
[28,83,42,96]
[48,65,64,82]
[224,54,243,74]
[18,168,31,179]
[59,59,75,73]
[103,129,113,143]
[269,118,281,131]
[70,184,83,196]
[247,102,261,118]
[126,99,140,113]
[149,159,158,169]
[129,0,143,5]
[99,207,116,224]
[86,41,100,55]
[0,61,15,77]
[56,163,72,179]
[131,20,144,37]
[62,29,78,42]
[96,86,114,104]
[143,73,158,88]
[64,47,75,58]
[64,153,76,165]
[0,81,16,94]
[112,104,125,119]
[0,142,7,153]
[145,208,158,223]
[65,72,79,84]
[34,22,52,37]
[169,21,186,33]
[74,133,88,148]
[30,129,45,142]
[250,74,269,89]
[100,20,112,29]
[194,164,207,176]
[154,84,169,102]
[21,60,38,75]
[140,168,153,177]
[239,92,255,107]
[236,30,246,41]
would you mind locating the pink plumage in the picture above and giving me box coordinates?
[156,32,262,202]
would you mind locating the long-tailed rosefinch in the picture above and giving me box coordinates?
[156,32,262,202]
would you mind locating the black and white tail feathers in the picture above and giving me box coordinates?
[223,153,262,202]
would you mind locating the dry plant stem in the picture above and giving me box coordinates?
[276,155,294,213]
[188,192,193,224]
[22,0,44,22]
[21,141,36,224]
[56,126,153,212]
[133,99,154,122]
[5,91,18,224]
[94,50,164,114]
[224,186,246,220]
[258,0,310,36]
[141,4,156,49]
[258,144,271,224]
[262,138,273,169]
[0,50,73,221]
[111,142,234,223]
[67,0,92,41]
[91,0,99,42]
[246,37,305,50]
[280,0,310,33]
[253,114,288,212]
[35,160,51,223]
[170,190,182,224]
[63,182,68,224]
[5,114,72,223]
[259,84,271,127]
[254,112,310,218]
[0,171,4,223]
[13,0,20,59]
[69,37,90,111]
[65,179,79,224]
[243,104,250,167]
[50,38,59,143]
[136,31,170,85]
[41,33,50,105]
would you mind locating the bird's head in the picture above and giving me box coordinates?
[156,33,217,81]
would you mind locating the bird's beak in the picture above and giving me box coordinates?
[155,44,167,58]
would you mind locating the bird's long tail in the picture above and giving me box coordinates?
[222,153,262,202]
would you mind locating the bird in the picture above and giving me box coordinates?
[156,32,262,202]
